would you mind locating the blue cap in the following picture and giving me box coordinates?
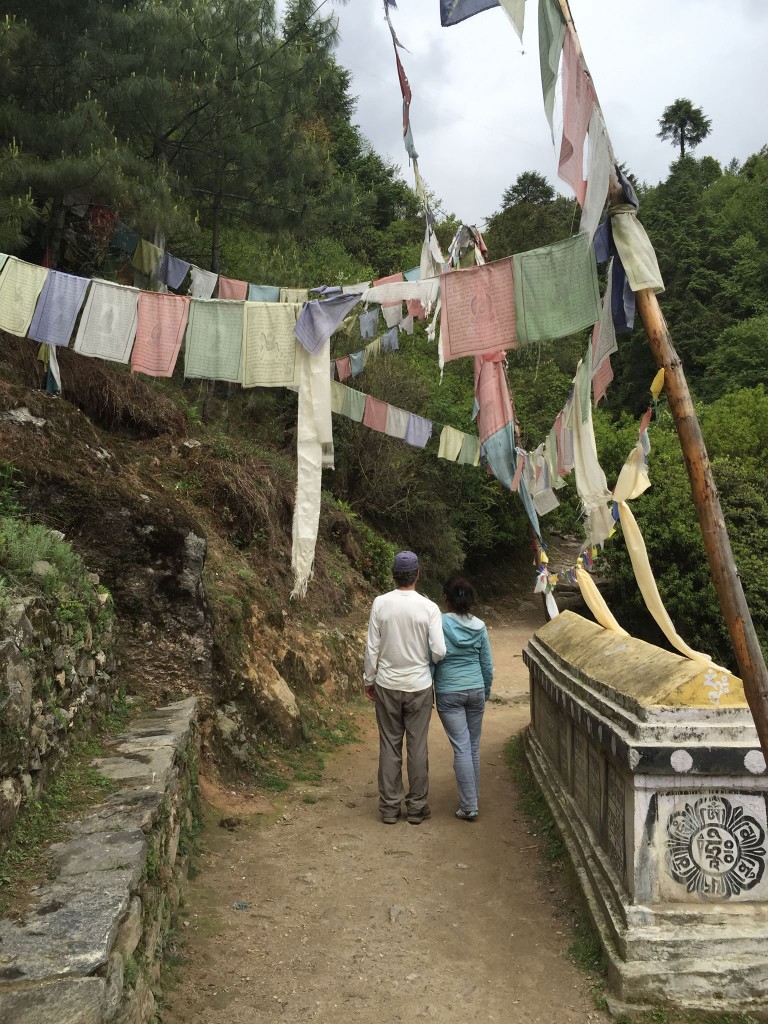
[392,550,419,573]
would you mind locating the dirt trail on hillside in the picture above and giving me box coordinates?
[163,609,598,1024]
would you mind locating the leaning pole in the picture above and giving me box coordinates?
[557,0,768,757]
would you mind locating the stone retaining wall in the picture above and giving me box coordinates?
[0,696,200,1024]
[0,592,115,847]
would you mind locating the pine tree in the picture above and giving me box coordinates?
[657,98,712,159]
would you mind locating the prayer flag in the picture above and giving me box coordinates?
[184,298,243,382]
[188,267,218,299]
[242,302,301,388]
[73,279,138,363]
[403,267,421,282]
[363,338,381,366]
[295,293,362,355]
[132,240,163,276]
[159,253,191,291]
[558,30,597,206]
[342,387,366,422]
[474,352,515,443]
[404,413,432,448]
[458,434,481,466]
[440,0,500,26]
[539,0,566,139]
[580,107,613,240]
[249,285,280,302]
[359,308,379,339]
[28,270,89,346]
[336,356,352,382]
[218,276,248,301]
[499,0,525,40]
[330,381,346,414]
[440,257,517,362]
[438,426,464,461]
[131,292,189,377]
[609,206,665,293]
[0,258,49,337]
[363,395,389,433]
[372,273,405,308]
[279,288,309,304]
[385,405,410,440]
[381,326,399,354]
[513,233,601,345]
[349,351,365,377]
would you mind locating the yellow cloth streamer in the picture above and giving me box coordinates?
[575,565,628,635]
[650,368,665,400]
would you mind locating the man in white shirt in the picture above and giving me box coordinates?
[364,551,446,824]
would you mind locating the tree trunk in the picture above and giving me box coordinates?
[680,134,685,159]
[634,289,768,756]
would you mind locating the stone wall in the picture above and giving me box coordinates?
[0,696,199,1024]
[0,590,115,848]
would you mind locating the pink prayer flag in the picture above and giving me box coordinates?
[373,272,405,308]
[336,355,352,382]
[639,407,653,435]
[558,29,597,207]
[474,351,515,443]
[407,298,426,320]
[363,395,389,433]
[441,258,517,363]
[217,276,248,301]
[131,292,189,377]
[592,354,614,405]
[511,453,525,493]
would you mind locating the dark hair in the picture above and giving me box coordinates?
[443,575,475,615]
[393,568,419,587]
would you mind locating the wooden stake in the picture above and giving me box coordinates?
[557,0,768,755]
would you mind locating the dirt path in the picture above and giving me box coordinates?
[163,612,597,1024]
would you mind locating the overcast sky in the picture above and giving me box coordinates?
[326,0,768,226]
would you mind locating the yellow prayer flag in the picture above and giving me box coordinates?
[539,551,549,565]
[650,368,665,400]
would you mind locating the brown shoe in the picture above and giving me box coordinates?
[407,805,431,825]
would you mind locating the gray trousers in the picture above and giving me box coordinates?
[374,684,432,816]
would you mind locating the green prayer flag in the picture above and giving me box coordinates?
[538,0,566,139]
[342,387,366,423]
[457,434,481,466]
[513,233,601,346]
[578,343,592,423]
[184,298,243,382]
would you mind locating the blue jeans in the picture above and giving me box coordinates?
[436,688,486,814]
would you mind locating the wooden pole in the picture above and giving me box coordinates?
[557,0,768,756]
[634,292,768,754]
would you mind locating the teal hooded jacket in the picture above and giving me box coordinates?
[433,613,493,697]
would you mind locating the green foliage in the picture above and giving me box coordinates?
[485,170,577,259]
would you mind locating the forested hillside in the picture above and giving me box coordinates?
[0,0,766,673]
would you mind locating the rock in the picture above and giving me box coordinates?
[0,976,106,1024]
[31,560,54,578]
[113,977,154,1024]
[2,641,34,726]
[48,831,148,890]
[102,952,124,1020]
[296,872,317,885]
[180,439,201,454]
[388,905,405,924]
[4,407,46,427]
[0,869,134,982]
[0,778,22,832]
[114,898,143,960]
[215,709,239,741]
[90,746,176,789]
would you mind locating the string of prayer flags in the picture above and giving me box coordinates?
[184,298,243,382]
[385,405,410,440]
[0,258,49,337]
[363,394,389,432]
[279,288,309,304]
[131,292,189,378]
[188,267,218,300]
[28,270,89,347]
[474,351,515,442]
[404,413,432,448]
[242,302,301,388]
[248,285,280,302]
[538,0,567,140]
[513,233,601,345]
[294,293,362,355]
[159,254,191,291]
[438,426,465,461]
[218,276,248,301]
[499,0,525,40]
[132,240,163,277]
[73,279,139,363]
[558,29,597,206]
[440,257,517,362]
[440,0,500,26]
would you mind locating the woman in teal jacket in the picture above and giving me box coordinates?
[433,576,493,821]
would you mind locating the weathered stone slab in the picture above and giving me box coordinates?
[90,747,175,789]
[0,870,133,982]
[48,831,147,890]
[67,783,168,836]
[113,977,155,1024]
[113,898,142,959]
[0,976,106,1024]
[109,699,196,754]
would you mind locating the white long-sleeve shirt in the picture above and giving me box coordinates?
[363,589,446,692]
